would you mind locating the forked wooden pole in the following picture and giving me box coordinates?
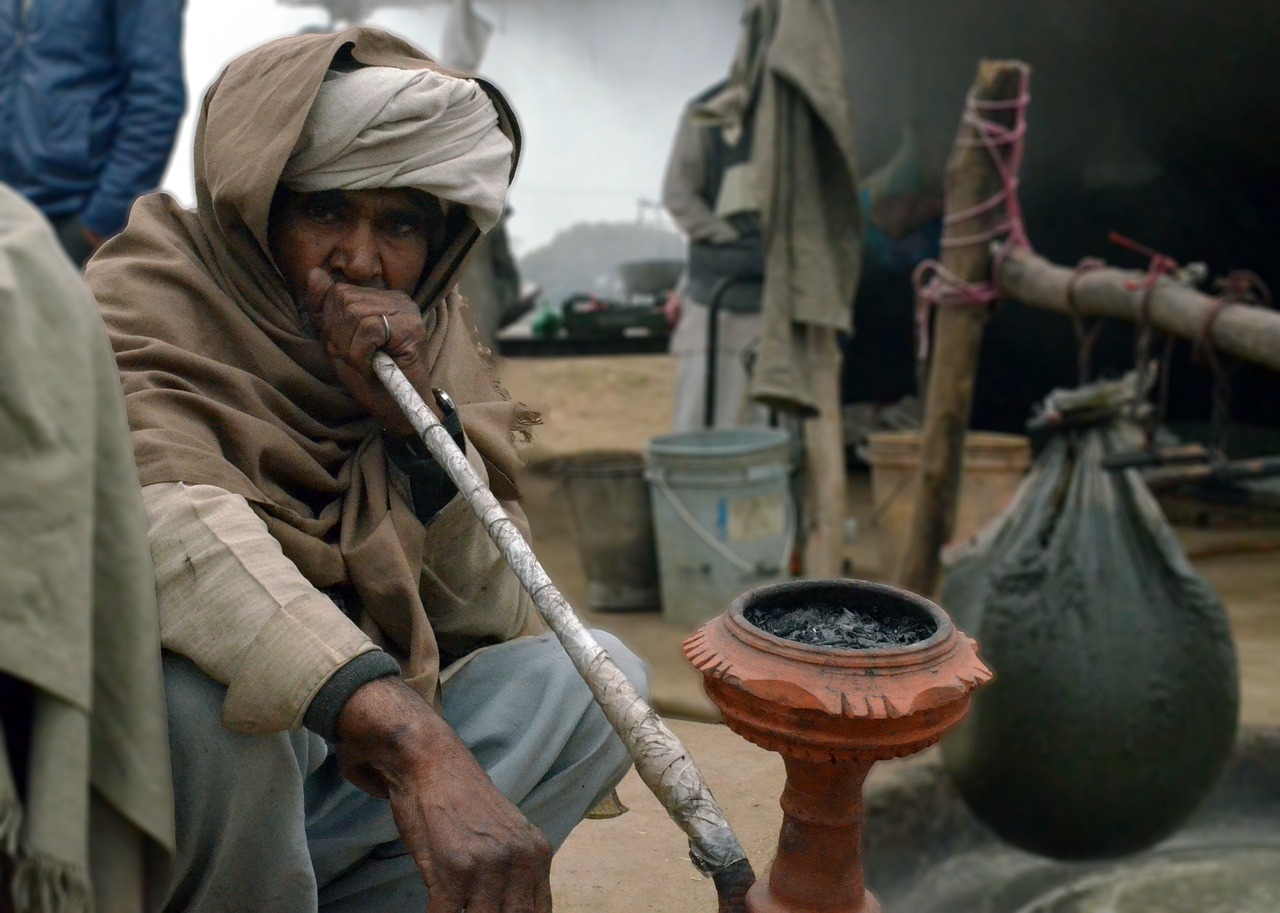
[896,59,1031,597]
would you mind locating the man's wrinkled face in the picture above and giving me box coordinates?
[268,187,435,305]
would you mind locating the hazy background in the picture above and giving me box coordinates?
[160,0,1280,429]
[162,0,746,255]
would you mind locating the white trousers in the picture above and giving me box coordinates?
[669,300,769,431]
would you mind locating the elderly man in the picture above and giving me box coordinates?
[88,28,646,913]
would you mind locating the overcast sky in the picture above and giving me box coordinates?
[162,0,744,254]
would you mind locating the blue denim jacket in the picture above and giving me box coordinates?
[0,0,185,236]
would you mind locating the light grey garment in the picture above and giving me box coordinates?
[670,299,770,432]
[160,631,648,913]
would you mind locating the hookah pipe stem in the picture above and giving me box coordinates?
[372,352,755,910]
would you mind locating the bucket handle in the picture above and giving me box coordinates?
[650,475,795,577]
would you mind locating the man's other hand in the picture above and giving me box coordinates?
[304,267,441,436]
[663,289,683,328]
[334,676,553,913]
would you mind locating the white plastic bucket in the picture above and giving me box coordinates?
[644,428,794,628]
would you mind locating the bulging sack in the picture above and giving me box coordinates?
[940,375,1239,860]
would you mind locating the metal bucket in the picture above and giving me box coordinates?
[557,450,661,612]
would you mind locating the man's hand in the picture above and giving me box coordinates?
[334,676,553,913]
[304,267,441,436]
[663,289,683,328]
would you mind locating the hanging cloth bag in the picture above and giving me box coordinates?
[940,373,1239,859]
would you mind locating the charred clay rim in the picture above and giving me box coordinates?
[726,579,954,670]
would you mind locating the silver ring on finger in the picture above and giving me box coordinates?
[381,314,392,347]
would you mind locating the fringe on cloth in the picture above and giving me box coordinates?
[10,852,92,913]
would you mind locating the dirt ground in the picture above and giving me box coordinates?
[494,354,1280,913]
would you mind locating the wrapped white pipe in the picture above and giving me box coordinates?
[373,352,748,878]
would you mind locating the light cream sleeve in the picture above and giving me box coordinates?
[142,481,379,734]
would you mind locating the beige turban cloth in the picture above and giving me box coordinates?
[281,65,515,232]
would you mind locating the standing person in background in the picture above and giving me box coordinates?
[661,78,767,431]
[0,0,187,267]
[439,0,526,349]
[457,205,524,348]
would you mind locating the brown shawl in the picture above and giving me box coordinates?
[88,27,534,701]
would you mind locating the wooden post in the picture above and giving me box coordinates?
[802,329,846,578]
[895,60,1030,596]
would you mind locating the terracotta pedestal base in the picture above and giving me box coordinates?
[685,579,991,913]
[747,758,881,913]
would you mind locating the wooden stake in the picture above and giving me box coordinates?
[895,60,1030,597]
[802,329,846,578]
[997,247,1280,372]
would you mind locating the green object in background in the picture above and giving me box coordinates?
[531,305,564,339]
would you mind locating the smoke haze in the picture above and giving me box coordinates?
[162,0,746,254]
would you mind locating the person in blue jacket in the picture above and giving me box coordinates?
[0,0,186,266]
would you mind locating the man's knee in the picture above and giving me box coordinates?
[568,631,649,776]
[163,652,229,747]
[162,652,325,796]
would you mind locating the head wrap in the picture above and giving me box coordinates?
[282,66,514,232]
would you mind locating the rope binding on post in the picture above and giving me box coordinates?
[1066,257,1108,385]
[913,64,1034,364]
[1194,270,1275,463]
[1108,232,1183,441]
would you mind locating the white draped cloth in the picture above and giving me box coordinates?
[282,66,514,232]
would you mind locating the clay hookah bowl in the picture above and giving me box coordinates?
[684,579,991,913]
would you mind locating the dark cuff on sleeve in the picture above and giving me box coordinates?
[304,650,402,742]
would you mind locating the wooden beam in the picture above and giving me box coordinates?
[896,59,1031,597]
[997,247,1280,372]
[802,330,846,578]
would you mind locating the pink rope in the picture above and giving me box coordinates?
[914,65,1033,362]
[1195,269,1275,364]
